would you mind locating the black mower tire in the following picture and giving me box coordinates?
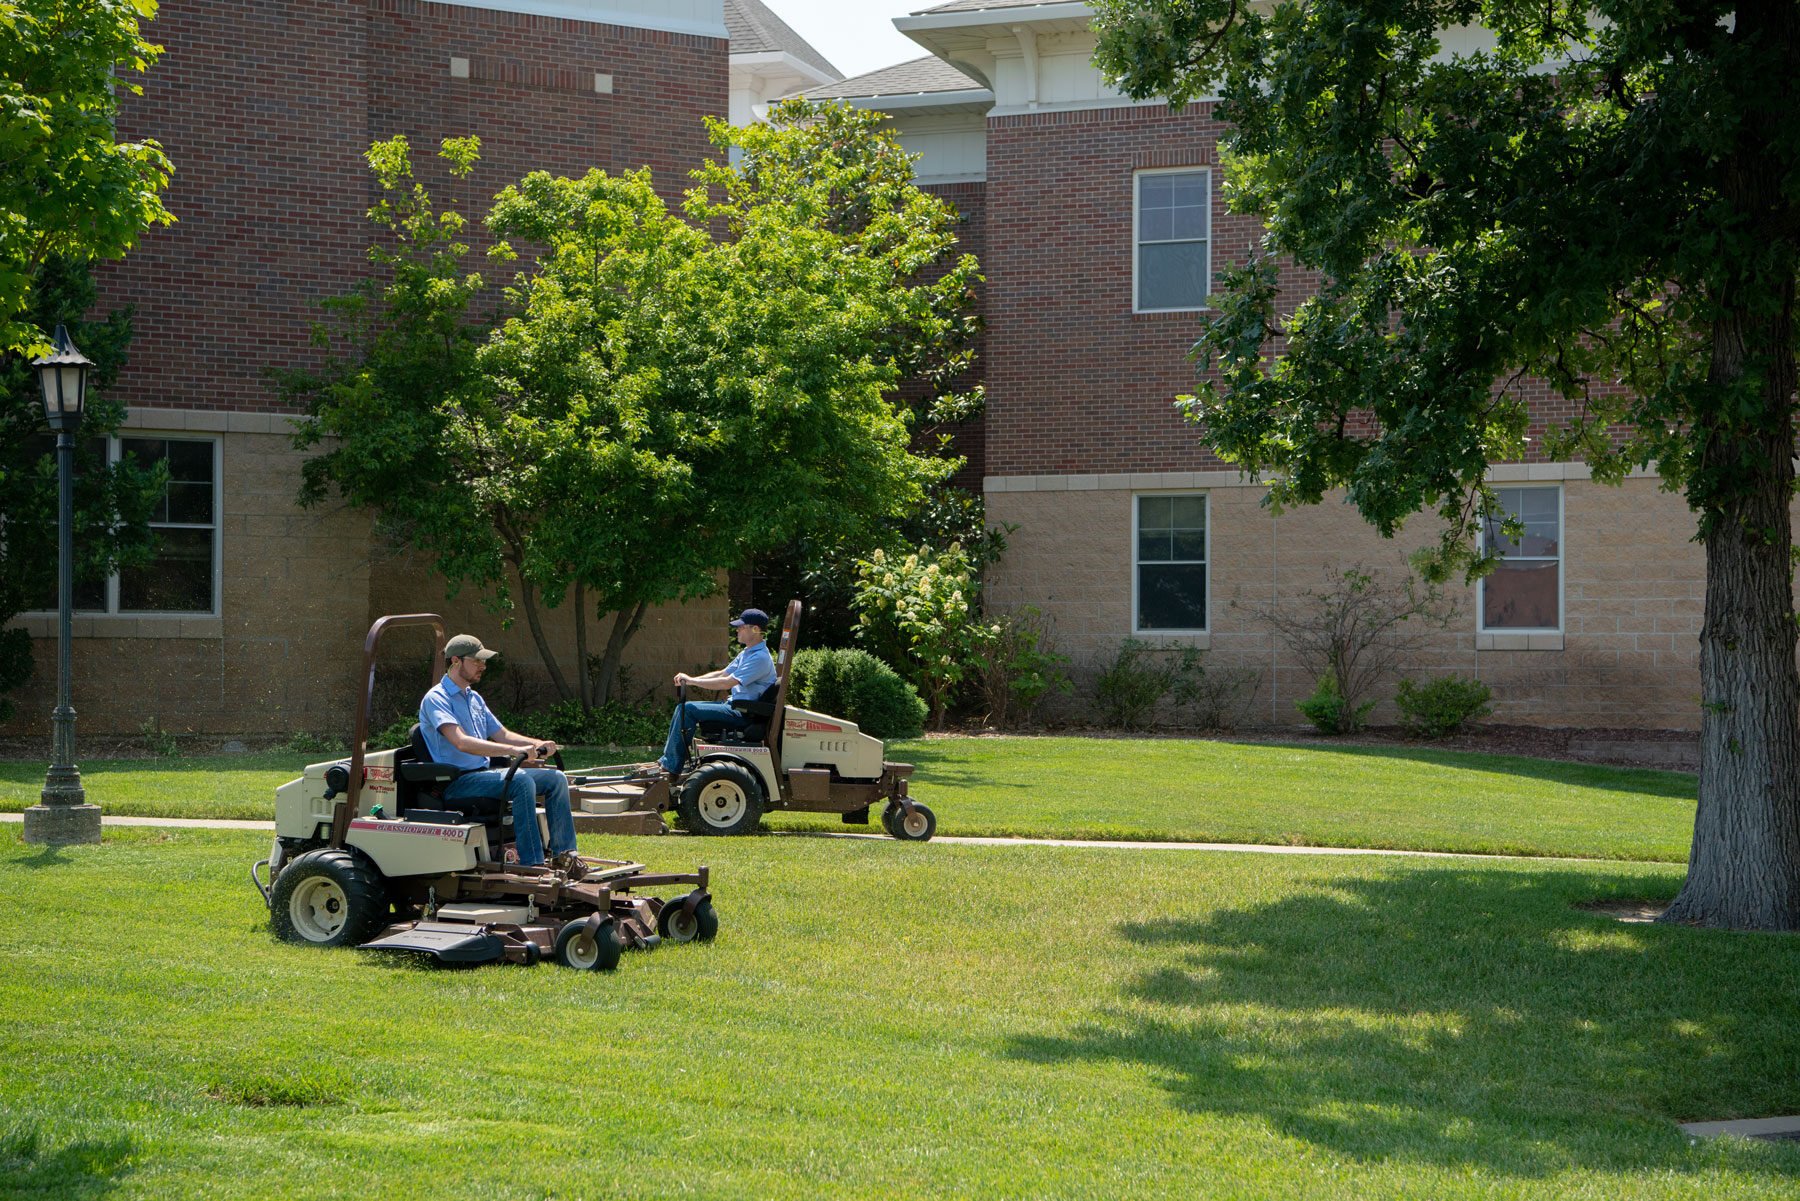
[676,761,765,836]
[891,801,937,842]
[880,802,902,838]
[269,849,388,947]
[657,895,719,943]
[555,917,621,971]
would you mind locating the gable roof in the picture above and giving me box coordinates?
[800,55,987,102]
[725,0,841,81]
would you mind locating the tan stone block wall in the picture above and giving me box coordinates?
[3,429,732,739]
[987,475,1712,730]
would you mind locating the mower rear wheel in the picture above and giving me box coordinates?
[555,918,621,971]
[657,895,719,943]
[677,761,764,836]
[892,802,937,842]
[270,849,388,947]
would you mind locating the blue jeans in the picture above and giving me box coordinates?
[660,701,747,775]
[442,766,575,865]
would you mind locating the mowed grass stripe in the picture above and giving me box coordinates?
[1,828,1794,1199]
[0,737,1698,861]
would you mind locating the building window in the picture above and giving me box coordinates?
[27,434,220,616]
[1480,486,1560,631]
[1134,493,1208,632]
[1135,168,1211,312]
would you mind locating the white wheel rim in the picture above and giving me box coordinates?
[665,909,698,942]
[290,876,348,941]
[901,811,929,838]
[564,929,599,969]
[697,780,748,827]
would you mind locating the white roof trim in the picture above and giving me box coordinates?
[841,87,994,111]
[895,3,1096,35]
[430,0,727,39]
[731,50,839,89]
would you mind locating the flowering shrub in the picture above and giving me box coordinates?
[852,543,986,729]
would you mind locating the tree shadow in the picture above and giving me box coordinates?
[1216,739,1696,798]
[0,1126,135,1198]
[1008,866,1799,1178]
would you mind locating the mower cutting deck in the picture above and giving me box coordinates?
[257,614,717,969]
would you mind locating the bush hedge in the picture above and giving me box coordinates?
[789,648,926,740]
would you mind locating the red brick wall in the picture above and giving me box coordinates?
[982,102,1623,476]
[96,0,726,415]
[918,180,986,489]
[984,104,1248,476]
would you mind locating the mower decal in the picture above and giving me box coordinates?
[698,743,769,756]
[349,818,468,843]
[362,765,396,794]
[784,718,843,734]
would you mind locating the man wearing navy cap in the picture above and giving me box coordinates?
[645,608,776,777]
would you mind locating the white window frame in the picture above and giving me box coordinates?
[23,432,223,619]
[1477,484,1563,635]
[1132,491,1210,635]
[1132,166,1213,314]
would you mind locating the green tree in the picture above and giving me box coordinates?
[292,104,977,707]
[0,256,162,721]
[1092,1,1800,929]
[0,0,173,356]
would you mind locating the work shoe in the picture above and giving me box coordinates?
[550,850,588,882]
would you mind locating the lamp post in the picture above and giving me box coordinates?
[22,324,101,846]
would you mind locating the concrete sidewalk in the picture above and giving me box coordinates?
[1,811,1606,862]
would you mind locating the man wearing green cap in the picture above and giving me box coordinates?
[419,633,576,866]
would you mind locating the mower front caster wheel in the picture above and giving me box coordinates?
[657,895,719,943]
[270,849,389,947]
[555,918,622,971]
[886,801,936,842]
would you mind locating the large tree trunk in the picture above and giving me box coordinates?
[516,575,575,704]
[574,582,592,711]
[1661,288,1800,932]
[593,599,651,707]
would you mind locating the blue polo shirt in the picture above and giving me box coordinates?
[726,641,776,702]
[419,674,504,770]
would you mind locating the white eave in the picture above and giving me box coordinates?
[430,0,728,39]
[893,2,1097,91]
[731,49,840,91]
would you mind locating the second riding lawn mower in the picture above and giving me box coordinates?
[254,614,717,970]
[572,599,938,840]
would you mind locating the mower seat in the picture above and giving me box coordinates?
[697,682,779,743]
[398,723,510,828]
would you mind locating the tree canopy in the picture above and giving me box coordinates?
[290,103,980,706]
[0,0,173,357]
[1092,0,1800,930]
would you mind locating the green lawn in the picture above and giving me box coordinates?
[2,826,1795,1200]
[1,736,1700,860]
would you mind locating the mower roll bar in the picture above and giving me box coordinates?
[329,613,446,849]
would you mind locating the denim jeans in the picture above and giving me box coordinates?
[660,701,747,775]
[442,766,576,865]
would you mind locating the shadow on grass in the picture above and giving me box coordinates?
[0,1126,135,1198]
[1009,866,1800,1178]
[1217,739,1697,798]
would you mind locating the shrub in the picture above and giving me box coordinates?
[790,648,926,740]
[523,699,665,747]
[1174,661,1262,731]
[284,731,344,755]
[852,543,986,729]
[1093,640,1198,730]
[139,717,180,757]
[1297,670,1374,735]
[1395,674,1493,737]
[1243,564,1458,732]
[971,606,1070,728]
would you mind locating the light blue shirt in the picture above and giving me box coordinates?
[726,641,776,702]
[419,674,504,770]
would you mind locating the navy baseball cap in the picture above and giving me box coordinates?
[730,608,770,629]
